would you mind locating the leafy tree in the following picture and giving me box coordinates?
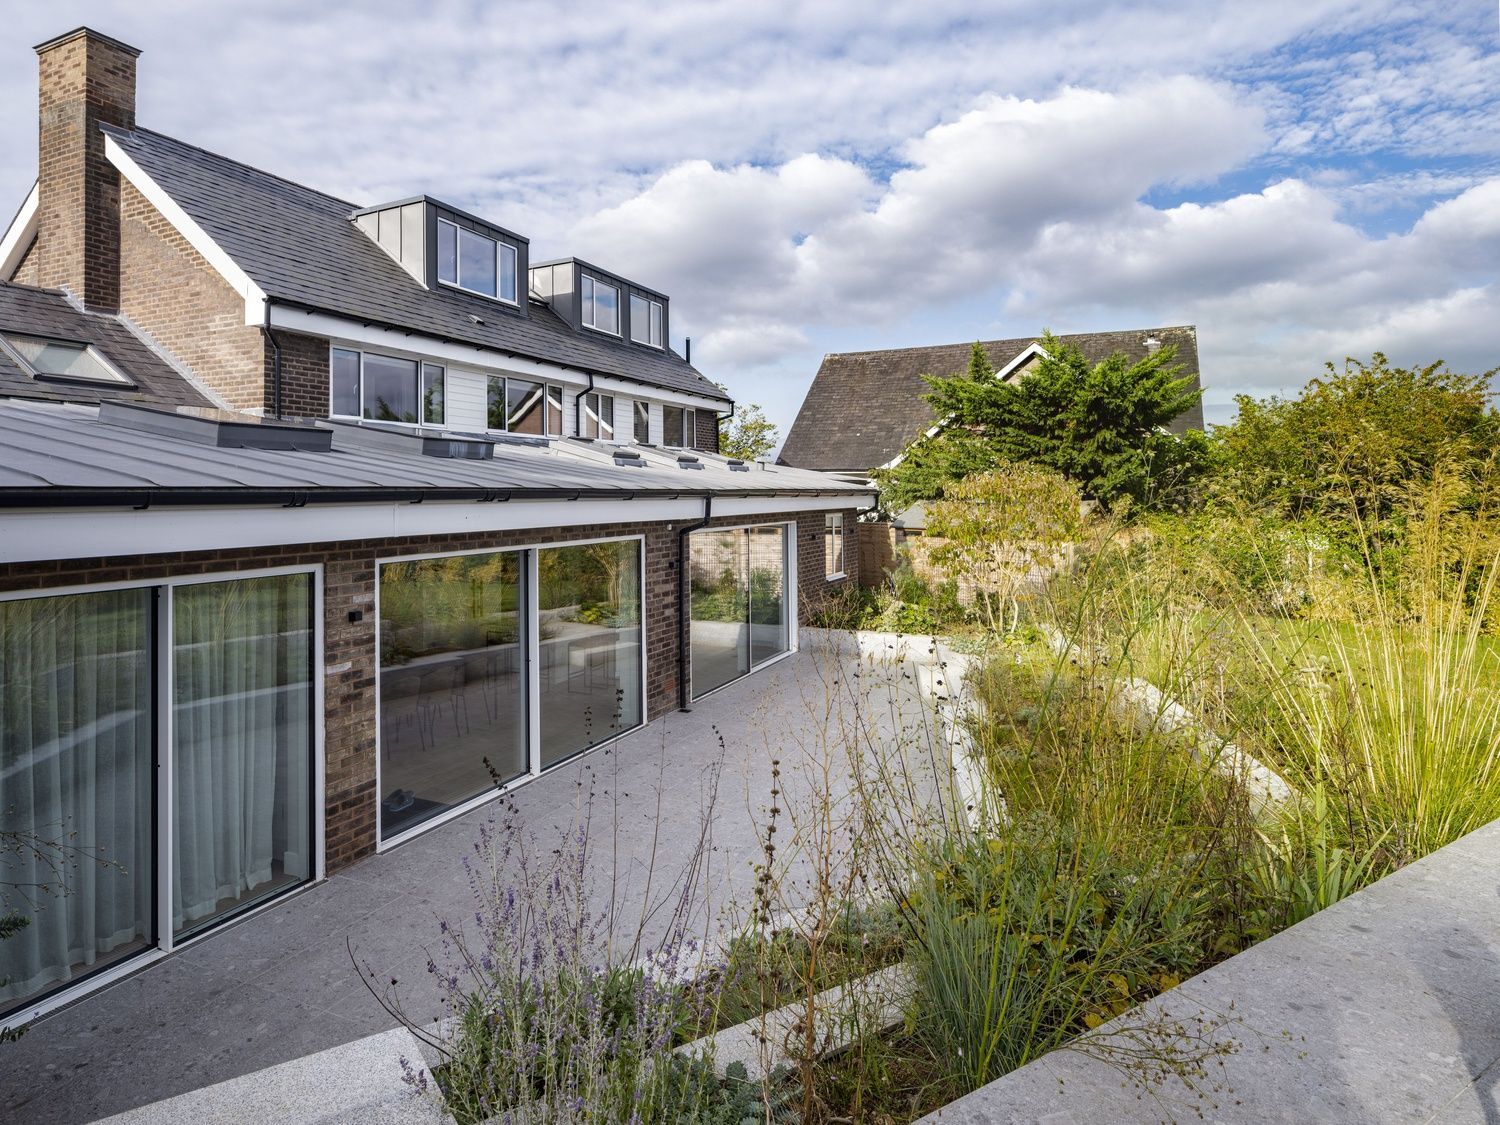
[718,403,779,462]
[876,333,1205,514]
[923,465,1084,635]
[1210,353,1500,523]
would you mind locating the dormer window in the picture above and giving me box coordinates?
[663,404,696,448]
[581,275,619,335]
[331,346,445,425]
[437,218,518,304]
[1,333,130,385]
[629,295,663,348]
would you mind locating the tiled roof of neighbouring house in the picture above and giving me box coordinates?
[778,326,1206,473]
[0,398,869,500]
[0,280,212,409]
[100,125,730,405]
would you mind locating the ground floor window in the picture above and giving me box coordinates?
[376,538,645,844]
[689,524,790,699]
[0,571,316,1019]
[825,513,846,579]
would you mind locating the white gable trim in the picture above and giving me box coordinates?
[876,341,1051,470]
[104,134,267,317]
[0,182,39,280]
[995,340,1049,382]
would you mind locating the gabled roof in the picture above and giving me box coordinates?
[0,280,212,409]
[778,326,1206,472]
[100,126,729,404]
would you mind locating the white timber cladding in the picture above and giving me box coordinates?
[0,495,871,564]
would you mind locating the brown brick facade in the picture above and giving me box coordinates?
[695,408,721,453]
[0,506,859,871]
[11,239,40,286]
[33,29,137,311]
[117,180,268,411]
[265,327,330,418]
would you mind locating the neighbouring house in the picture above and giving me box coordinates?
[778,326,1207,479]
[0,26,872,1029]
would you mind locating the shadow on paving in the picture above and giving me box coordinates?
[1,640,942,1125]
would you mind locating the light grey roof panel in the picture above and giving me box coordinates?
[102,126,729,404]
[0,399,871,501]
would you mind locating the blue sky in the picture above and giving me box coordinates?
[1,1,1496,441]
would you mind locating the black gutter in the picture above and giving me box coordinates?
[0,486,861,511]
[677,495,712,712]
[261,297,284,419]
[272,299,732,408]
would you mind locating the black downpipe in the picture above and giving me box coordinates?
[677,495,712,712]
[261,298,284,419]
[575,371,595,437]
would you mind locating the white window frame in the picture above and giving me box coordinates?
[581,391,615,441]
[825,512,846,580]
[329,345,447,427]
[0,332,132,386]
[629,294,663,348]
[581,274,621,336]
[373,535,648,849]
[663,404,697,449]
[0,564,325,1032]
[633,400,651,444]
[687,520,798,703]
[436,218,519,306]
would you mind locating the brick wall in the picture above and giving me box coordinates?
[0,506,857,870]
[11,239,40,286]
[118,181,268,410]
[266,328,330,418]
[695,408,721,453]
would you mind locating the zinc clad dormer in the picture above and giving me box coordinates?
[528,258,668,349]
[352,197,529,312]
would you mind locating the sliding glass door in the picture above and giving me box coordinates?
[1,571,316,1019]
[377,552,526,840]
[690,525,791,699]
[0,588,155,1016]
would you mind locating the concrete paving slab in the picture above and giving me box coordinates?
[91,1027,449,1124]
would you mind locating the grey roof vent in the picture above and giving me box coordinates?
[467,313,485,326]
[613,450,648,467]
[727,458,750,472]
[99,402,332,451]
[323,419,494,460]
[677,453,704,470]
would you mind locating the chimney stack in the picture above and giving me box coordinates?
[33,27,140,311]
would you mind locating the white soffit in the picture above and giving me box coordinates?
[104,134,268,315]
[0,182,39,280]
[0,494,869,564]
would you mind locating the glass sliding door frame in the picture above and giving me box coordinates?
[374,534,648,849]
[689,521,797,701]
[0,564,323,1031]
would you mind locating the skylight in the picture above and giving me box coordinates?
[1,334,129,384]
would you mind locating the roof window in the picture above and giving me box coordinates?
[2,333,130,385]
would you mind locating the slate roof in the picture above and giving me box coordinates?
[0,398,869,501]
[0,281,211,409]
[101,126,730,405]
[778,326,1206,473]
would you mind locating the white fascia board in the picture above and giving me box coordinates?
[0,182,38,280]
[712,494,874,517]
[104,134,268,316]
[271,306,731,411]
[0,497,702,565]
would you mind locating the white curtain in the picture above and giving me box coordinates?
[172,575,312,935]
[0,590,154,1008]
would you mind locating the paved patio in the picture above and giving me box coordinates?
[2,638,938,1125]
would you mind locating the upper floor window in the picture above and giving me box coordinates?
[1,333,129,385]
[629,295,663,348]
[581,391,615,440]
[485,375,563,435]
[437,219,518,304]
[633,400,650,443]
[663,404,697,448]
[581,275,619,335]
[331,347,444,425]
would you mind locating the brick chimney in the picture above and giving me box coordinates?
[33,27,140,312]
